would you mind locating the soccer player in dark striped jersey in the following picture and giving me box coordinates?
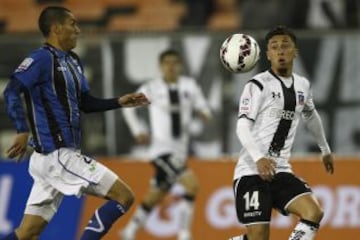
[1,6,149,240]
[230,26,335,240]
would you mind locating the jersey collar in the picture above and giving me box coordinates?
[268,69,294,89]
[43,43,68,58]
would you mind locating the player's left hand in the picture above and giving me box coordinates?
[118,92,150,108]
[6,132,29,162]
[322,154,334,174]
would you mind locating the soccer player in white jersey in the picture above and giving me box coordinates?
[120,49,211,240]
[230,26,335,240]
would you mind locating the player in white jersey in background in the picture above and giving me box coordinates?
[230,26,335,240]
[120,49,211,240]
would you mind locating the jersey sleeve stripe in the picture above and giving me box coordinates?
[247,79,264,91]
[238,114,255,122]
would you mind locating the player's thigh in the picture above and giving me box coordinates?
[84,169,134,208]
[151,154,186,192]
[16,214,48,239]
[286,193,323,222]
[233,175,272,225]
[24,174,64,225]
[177,169,199,195]
[246,223,270,240]
[271,172,315,217]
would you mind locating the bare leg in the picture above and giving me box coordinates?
[14,214,47,240]
[286,194,323,240]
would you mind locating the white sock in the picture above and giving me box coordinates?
[228,235,247,240]
[121,205,150,238]
[289,219,319,240]
[177,199,194,240]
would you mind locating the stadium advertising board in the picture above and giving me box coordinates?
[79,157,360,240]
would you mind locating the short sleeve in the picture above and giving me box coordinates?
[12,50,51,89]
[238,80,264,120]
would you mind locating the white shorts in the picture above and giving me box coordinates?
[24,148,118,221]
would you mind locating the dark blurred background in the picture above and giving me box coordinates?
[0,0,359,158]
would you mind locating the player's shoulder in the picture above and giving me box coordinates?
[30,47,52,60]
[293,72,311,88]
[140,78,163,92]
[245,71,269,91]
[14,48,51,73]
[178,75,196,85]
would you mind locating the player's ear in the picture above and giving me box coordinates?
[294,47,299,57]
[266,50,270,61]
[52,23,61,35]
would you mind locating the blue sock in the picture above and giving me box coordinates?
[0,232,18,240]
[80,200,127,240]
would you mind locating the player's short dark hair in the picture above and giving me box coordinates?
[265,26,297,46]
[38,6,71,37]
[159,49,181,63]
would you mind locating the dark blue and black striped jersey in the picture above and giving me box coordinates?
[5,44,90,153]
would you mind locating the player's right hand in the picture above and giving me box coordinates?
[135,133,150,145]
[256,157,276,181]
[6,132,29,161]
[118,92,150,108]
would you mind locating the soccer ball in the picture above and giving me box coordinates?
[220,33,260,73]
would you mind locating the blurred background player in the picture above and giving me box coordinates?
[1,6,149,240]
[120,49,211,240]
[230,26,335,240]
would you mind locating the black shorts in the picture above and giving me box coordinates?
[151,154,187,191]
[233,172,312,225]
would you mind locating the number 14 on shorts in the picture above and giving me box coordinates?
[243,191,262,218]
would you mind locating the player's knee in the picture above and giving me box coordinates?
[113,185,135,209]
[16,226,41,240]
[246,227,269,240]
[122,187,135,208]
[182,175,200,196]
[143,190,167,208]
[311,207,324,223]
[300,206,324,223]
[190,177,200,194]
[186,183,199,197]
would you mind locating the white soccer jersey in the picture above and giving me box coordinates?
[123,76,210,162]
[234,70,315,179]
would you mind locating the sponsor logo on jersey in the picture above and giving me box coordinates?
[271,91,281,99]
[239,98,250,113]
[243,210,262,218]
[242,98,250,105]
[15,57,34,72]
[270,108,296,120]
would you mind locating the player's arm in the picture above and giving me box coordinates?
[3,77,29,159]
[191,80,212,122]
[302,88,334,174]
[4,51,51,160]
[121,85,151,144]
[80,92,149,113]
[236,118,276,181]
[236,80,276,181]
[302,109,334,174]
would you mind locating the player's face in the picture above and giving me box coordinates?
[57,12,80,51]
[160,55,182,82]
[266,35,297,72]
